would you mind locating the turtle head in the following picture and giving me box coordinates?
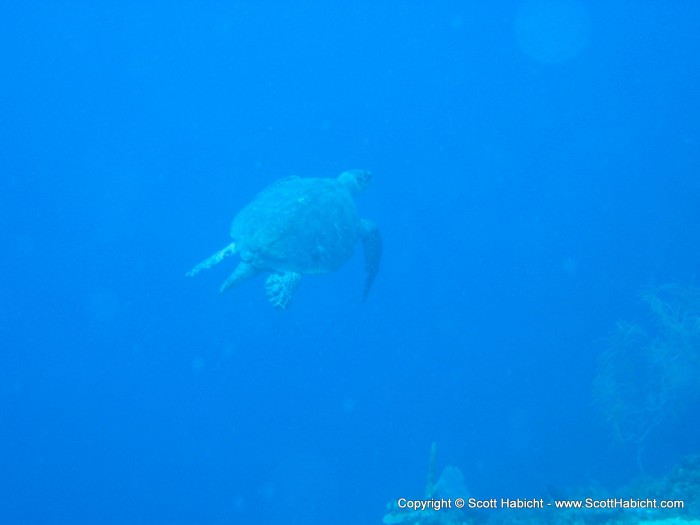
[338,169,372,194]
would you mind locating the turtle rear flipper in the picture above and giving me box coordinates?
[220,261,259,293]
[265,272,302,310]
[360,219,382,301]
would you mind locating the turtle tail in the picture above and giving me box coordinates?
[360,219,382,301]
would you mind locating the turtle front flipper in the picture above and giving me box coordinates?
[360,219,382,300]
[265,272,302,310]
[186,242,237,277]
[220,261,259,294]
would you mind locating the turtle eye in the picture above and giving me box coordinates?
[352,169,372,188]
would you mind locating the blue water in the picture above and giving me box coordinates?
[2,2,699,524]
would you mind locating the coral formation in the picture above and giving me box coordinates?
[592,283,700,458]
[383,443,471,525]
[381,449,700,525]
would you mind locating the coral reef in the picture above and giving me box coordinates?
[382,443,472,525]
[381,448,700,525]
[592,283,700,457]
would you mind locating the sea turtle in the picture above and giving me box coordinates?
[187,169,382,309]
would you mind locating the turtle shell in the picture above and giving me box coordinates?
[230,177,362,274]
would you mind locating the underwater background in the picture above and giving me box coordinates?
[1,1,700,524]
